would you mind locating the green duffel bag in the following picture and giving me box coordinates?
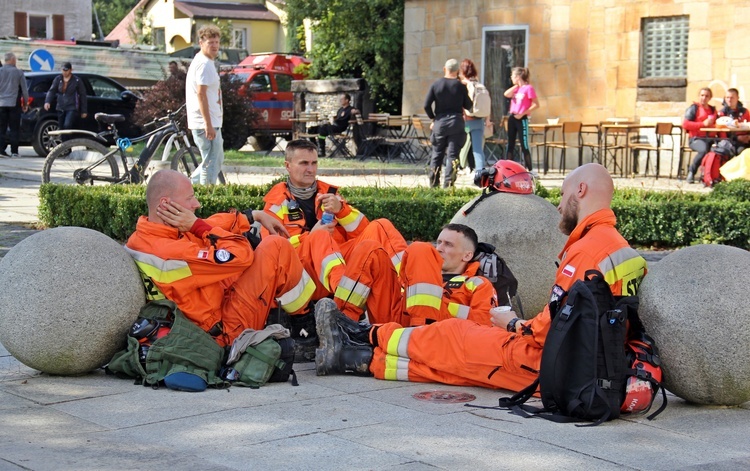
[106,299,226,389]
[229,337,297,388]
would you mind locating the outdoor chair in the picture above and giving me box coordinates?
[484,116,508,165]
[544,121,583,173]
[629,122,676,179]
[354,114,384,160]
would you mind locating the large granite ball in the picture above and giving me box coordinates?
[451,192,566,317]
[638,244,750,405]
[0,227,145,375]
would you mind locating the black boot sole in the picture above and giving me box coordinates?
[314,298,342,375]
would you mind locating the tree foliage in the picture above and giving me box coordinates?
[286,0,404,114]
[92,0,139,38]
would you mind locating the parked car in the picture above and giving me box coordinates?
[230,62,297,150]
[17,72,141,156]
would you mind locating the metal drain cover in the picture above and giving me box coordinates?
[413,390,476,403]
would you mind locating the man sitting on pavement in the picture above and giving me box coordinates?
[313,163,648,391]
[124,169,316,348]
[262,139,407,350]
[399,224,499,327]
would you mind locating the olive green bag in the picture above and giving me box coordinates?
[106,299,226,388]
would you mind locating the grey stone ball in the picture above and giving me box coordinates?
[0,227,145,375]
[451,192,566,318]
[638,244,750,405]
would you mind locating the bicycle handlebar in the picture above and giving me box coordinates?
[144,103,188,129]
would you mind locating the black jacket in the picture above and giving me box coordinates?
[45,74,88,114]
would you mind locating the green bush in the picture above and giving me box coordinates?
[709,179,750,201]
[38,183,750,249]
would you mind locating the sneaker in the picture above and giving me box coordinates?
[686,172,695,184]
[314,298,373,376]
[10,153,19,158]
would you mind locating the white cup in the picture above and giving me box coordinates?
[490,306,512,315]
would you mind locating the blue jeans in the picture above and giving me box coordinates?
[191,128,224,185]
[58,110,79,142]
[465,118,486,171]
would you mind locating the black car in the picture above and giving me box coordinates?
[18,72,140,156]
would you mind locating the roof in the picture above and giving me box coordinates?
[174,1,280,21]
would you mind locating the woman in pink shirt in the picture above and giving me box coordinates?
[503,67,539,171]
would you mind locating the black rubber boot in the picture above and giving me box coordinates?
[289,310,318,363]
[314,298,373,376]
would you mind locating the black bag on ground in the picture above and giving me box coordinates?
[488,270,635,426]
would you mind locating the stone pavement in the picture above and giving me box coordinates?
[2,147,748,471]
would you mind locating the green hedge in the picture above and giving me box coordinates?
[38,180,750,249]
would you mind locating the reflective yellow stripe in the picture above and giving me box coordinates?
[599,248,647,289]
[383,354,410,381]
[269,203,285,219]
[405,282,442,310]
[278,269,315,313]
[320,252,345,291]
[464,276,484,292]
[339,210,364,232]
[447,302,470,319]
[386,326,414,358]
[391,251,404,274]
[449,275,467,283]
[289,234,302,249]
[125,247,193,284]
[334,275,371,309]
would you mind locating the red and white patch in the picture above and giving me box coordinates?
[561,264,576,277]
[198,250,209,260]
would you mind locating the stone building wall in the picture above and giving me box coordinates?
[404,0,750,123]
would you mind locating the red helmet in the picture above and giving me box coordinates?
[621,334,663,414]
[475,160,535,194]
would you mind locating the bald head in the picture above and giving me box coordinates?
[558,163,614,235]
[146,170,190,212]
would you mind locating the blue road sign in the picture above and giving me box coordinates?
[29,49,55,72]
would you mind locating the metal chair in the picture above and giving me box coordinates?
[411,117,432,162]
[327,118,356,159]
[382,116,415,162]
[294,112,320,141]
[629,123,676,179]
[544,121,583,173]
[354,114,384,160]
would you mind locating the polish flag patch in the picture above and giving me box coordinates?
[198,250,209,260]
[561,264,576,277]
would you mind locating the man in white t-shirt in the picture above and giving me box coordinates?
[186,25,223,184]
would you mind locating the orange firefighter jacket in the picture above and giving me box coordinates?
[370,208,648,392]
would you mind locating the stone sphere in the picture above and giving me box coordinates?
[638,244,750,405]
[451,192,566,317]
[0,227,145,375]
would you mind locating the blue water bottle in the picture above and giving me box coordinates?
[321,211,334,225]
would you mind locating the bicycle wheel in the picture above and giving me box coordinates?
[170,146,226,184]
[43,138,120,185]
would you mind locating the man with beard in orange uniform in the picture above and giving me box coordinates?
[262,140,405,355]
[313,163,648,391]
[125,170,316,348]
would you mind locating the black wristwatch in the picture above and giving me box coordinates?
[506,317,520,333]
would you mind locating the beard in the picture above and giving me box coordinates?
[558,197,579,235]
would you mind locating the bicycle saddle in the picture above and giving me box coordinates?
[95,113,126,124]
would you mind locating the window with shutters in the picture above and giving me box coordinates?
[636,16,689,102]
[29,15,50,39]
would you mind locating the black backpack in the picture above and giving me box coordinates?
[472,270,666,426]
[473,242,520,313]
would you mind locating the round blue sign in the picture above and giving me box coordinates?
[29,49,55,72]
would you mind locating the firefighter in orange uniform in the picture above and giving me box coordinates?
[400,224,498,327]
[125,169,316,348]
[313,163,648,393]
[262,139,405,331]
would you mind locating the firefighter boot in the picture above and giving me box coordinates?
[289,309,318,363]
[314,298,373,376]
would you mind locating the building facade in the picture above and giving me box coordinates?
[0,0,92,42]
[403,0,750,125]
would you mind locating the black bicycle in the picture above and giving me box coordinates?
[42,104,225,185]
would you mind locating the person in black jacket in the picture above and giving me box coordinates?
[424,58,472,188]
[310,93,358,157]
[44,62,88,139]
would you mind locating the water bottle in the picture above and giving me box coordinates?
[321,211,334,225]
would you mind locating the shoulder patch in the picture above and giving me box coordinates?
[214,249,234,264]
[561,264,576,278]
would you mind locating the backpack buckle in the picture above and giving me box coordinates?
[559,304,573,321]
[606,308,625,325]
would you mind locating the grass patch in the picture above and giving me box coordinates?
[222,150,420,169]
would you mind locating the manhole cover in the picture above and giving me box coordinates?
[413,390,476,403]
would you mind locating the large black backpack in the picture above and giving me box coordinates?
[477,270,666,426]
[473,242,520,313]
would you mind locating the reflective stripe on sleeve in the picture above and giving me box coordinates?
[289,234,302,249]
[464,276,484,292]
[391,250,404,274]
[599,248,647,287]
[124,247,192,283]
[447,302,470,319]
[338,210,365,233]
[334,275,371,309]
[269,203,286,219]
[405,282,442,310]
[278,269,315,313]
[320,252,345,291]
[383,354,410,381]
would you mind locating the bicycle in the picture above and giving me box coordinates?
[42,104,225,185]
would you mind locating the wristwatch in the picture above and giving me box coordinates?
[506,317,520,333]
